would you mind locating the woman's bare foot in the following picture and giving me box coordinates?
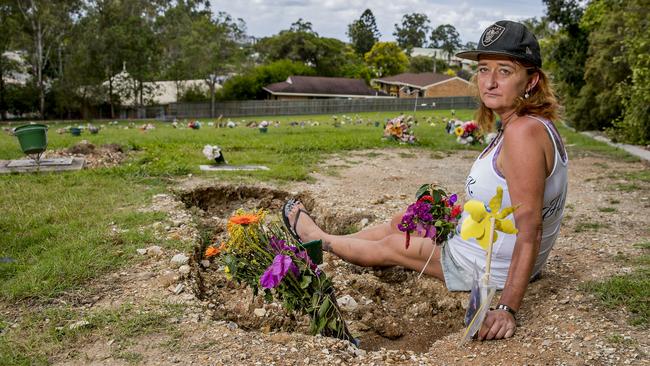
[287,202,328,248]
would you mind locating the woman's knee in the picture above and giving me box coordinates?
[389,211,406,232]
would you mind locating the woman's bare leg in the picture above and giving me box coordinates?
[343,212,404,241]
[289,204,444,281]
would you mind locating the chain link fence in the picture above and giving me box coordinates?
[168,96,477,119]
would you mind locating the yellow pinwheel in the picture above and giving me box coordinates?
[460,186,518,251]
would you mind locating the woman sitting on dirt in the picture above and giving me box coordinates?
[284,20,568,341]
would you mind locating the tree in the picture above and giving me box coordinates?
[364,42,408,77]
[542,0,589,128]
[572,0,629,131]
[15,0,81,119]
[69,0,166,118]
[393,13,431,51]
[220,59,315,100]
[463,41,477,51]
[157,2,198,101]
[187,11,247,116]
[609,0,649,144]
[408,55,447,74]
[430,24,462,62]
[255,26,358,77]
[289,18,317,34]
[521,16,554,39]
[0,1,20,120]
[347,9,380,55]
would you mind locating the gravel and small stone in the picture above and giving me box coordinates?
[28,148,649,365]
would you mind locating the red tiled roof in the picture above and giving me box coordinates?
[373,73,454,88]
[264,76,386,96]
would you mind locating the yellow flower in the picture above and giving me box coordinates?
[226,209,267,253]
[460,186,518,250]
[454,126,464,136]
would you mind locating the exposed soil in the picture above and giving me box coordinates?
[43,140,129,169]
[4,148,648,365]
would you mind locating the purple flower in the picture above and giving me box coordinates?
[398,213,417,232]
[419,211,433,222]
[449,194,458,205]
[414,202,431,217]
[269,236,293,254]
[260,254,299,289]
[296,250,321,276]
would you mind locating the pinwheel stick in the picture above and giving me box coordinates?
[485,217,496,282]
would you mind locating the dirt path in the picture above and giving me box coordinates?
[42,149,650,365]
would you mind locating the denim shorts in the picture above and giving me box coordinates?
[440,244,473,292]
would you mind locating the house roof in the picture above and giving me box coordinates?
[372,73,473,91]
[263,76,390,98]
[372,73,461,89]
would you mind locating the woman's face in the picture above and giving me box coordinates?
[477,55,531,114]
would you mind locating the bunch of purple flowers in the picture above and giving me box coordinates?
[260,237,320,289]
[398,184,463,249]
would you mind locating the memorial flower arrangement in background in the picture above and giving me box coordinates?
[204,209,354,342]
[383,115,416,144]
[453,120,484,145]
[397,184,463,250]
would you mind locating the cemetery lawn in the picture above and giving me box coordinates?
[0,110,648,365]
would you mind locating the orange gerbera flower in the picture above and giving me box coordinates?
[229,213,260,226]
[204,245,220,258]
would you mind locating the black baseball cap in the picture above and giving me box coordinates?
[456,20,542,68]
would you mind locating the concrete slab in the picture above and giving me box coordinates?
[580,131,650,163]
[200,164,270,171]
[7,157,73,168]
[0,157,85,174]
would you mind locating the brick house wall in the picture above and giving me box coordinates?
[424,79,473,97]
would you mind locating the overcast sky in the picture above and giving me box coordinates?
[210,0,546,46]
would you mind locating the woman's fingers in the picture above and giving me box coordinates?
[478,314,494,340]
[479,311,516,340]
[495,325,509,339]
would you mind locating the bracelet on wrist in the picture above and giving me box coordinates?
[494,303,517,318]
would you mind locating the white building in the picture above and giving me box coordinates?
[104,65,219,106]
[410,47,475,71]
[1,51,30,85]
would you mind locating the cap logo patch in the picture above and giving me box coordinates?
[481,24,506,47]
[526,47,532,54]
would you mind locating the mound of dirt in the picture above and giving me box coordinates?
[45,141,128,169]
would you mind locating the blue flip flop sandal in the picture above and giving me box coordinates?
[282,198,314,244]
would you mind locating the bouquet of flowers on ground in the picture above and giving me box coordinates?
[383,115,416,144]
[205,209,354,342]
[397,184,463,249]
[188,120,201,129]
[454,120,484,145]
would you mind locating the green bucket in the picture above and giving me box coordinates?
[300,239,323,265]
[14,124,48,155]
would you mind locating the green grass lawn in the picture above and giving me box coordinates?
[0,109,479,301]
[0,110,641,301]
[1,109,646,364]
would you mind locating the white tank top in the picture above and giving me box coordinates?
[447,116,568,288]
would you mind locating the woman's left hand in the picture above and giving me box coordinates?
[478,310,516,340]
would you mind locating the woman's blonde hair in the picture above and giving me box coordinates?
[472,60,562,132]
